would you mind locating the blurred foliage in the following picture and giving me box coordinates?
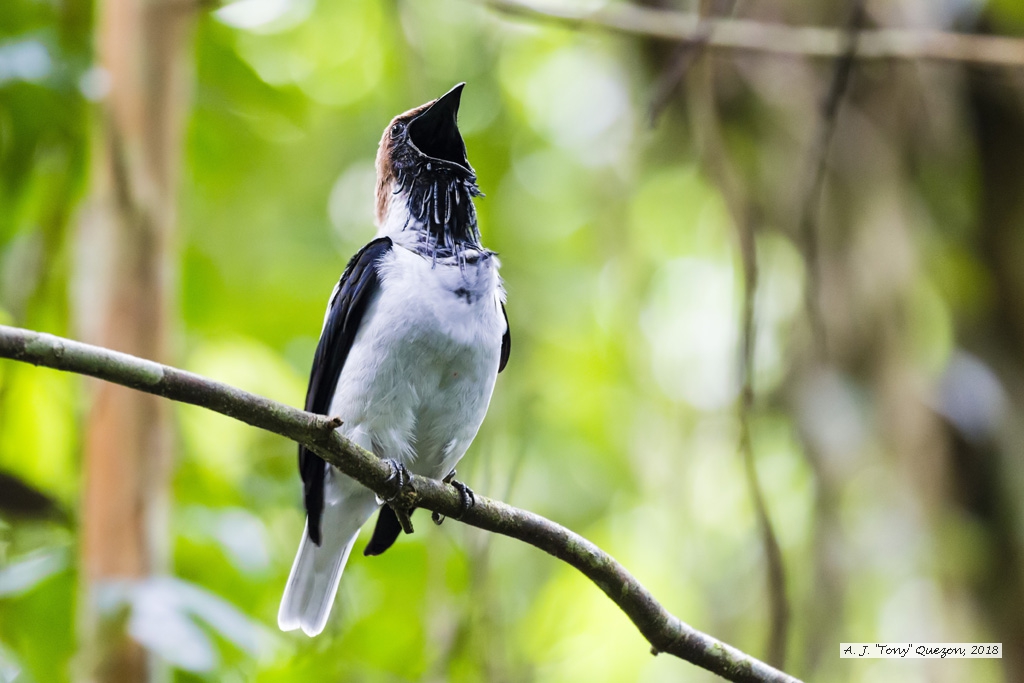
[2,0,1024,682]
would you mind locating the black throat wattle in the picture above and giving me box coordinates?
[393,160,483,259]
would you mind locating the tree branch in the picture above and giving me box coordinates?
[685,57,790,667]
[484,0,1024,68]
[0,324,802,683]
[797,1,865,358]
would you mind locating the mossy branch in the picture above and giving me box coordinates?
[0,324,802,683]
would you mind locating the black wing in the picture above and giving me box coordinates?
[499,304,511,373]
[301,236,393,545]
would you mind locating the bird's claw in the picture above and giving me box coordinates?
[450,479,476,519]
[382,458,411,503]
[381,459,415,534]
[432,470,476,525]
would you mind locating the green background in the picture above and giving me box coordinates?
[2,1,1024,681]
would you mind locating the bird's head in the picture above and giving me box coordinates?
[375,83,483,255]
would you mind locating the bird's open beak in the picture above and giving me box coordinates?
[408,83,469,169]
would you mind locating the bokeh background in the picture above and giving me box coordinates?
[2,0,1024,681]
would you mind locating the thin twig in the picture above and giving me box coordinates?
[648,0,738,126]
[0,324,802,683]
[483,0,1024,68]
[687,59,790,668]
[736,213,789,668]
[798,1,866,357]
[729,219,794,669]
[648,30,711,126]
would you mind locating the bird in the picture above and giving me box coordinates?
[278,83,510,637]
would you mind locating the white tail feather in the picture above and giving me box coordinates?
[278,476,377,636]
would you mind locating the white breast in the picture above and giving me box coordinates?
[328,243,505,480]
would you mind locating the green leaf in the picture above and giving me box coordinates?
[97,576,275,673]
[0,549,67,598]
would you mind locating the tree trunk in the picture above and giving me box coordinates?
[75,0,196,680]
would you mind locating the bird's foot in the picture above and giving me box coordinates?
[450,479,476,519]
[382,459,415,534]
[431,469,476,525]
[382,458,410,501]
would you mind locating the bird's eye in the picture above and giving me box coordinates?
[392,121,406,135]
